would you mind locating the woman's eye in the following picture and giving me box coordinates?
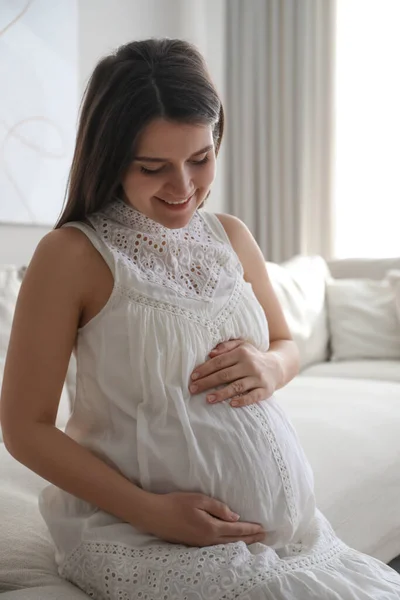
[190,155,209,166]
[140,166,164,175]
[139,155,209,175]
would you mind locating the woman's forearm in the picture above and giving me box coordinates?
[267,339,300,390]
[4,423,153,528]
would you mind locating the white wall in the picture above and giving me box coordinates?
[0,224,49,266]
[1,0,226,267]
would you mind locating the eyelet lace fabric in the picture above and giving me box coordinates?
[89,200,240,302]
[113,273,244,346]
[247,405,299,527]
[61,532,348,600]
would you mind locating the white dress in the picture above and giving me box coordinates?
[39,199,400,600]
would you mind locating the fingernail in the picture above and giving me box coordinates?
[207,395,216,403]
[191,372,199,380]
[190,384,198,393]
[231,513,240,521]
[231,400,240,407]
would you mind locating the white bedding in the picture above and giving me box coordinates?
[1,375,399,595]
[278,375,400,563]
[0,444,87,597]
[0,585,87,599]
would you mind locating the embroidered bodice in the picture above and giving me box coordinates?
[88,199,239,302]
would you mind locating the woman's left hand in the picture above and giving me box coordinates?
[189,339,278,407]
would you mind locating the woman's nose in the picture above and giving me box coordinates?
[165,168,193,198]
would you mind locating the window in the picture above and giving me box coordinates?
[334,0,400,258]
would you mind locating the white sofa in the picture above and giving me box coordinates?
[273,256,400,565]
[1,256,400,598]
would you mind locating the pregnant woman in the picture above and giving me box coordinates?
[1,39,400,599]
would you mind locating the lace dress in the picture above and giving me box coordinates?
[39,199,400,599]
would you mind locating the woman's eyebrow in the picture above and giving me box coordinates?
[134,144,213,163]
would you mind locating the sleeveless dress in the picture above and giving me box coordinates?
[39,199,400,599]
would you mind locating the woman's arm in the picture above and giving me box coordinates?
[0,228,264,546]
[217,213,300,387]
[0,229,153,524]
[187,213,299,405]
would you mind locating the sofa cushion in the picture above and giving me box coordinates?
[328,257,400,280]
[278,375,400,563]
[327,278,400,361]
[0,266,71,442]
[0,267,22,443]
[0,267,20,371]
[388,270,400,323]
[302,360,400,383]
[267,255,330,369]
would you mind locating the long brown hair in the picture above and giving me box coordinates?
[55,38,224,228]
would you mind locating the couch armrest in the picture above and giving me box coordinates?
[328,258,400,280]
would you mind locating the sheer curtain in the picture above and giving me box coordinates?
[334,0,400,259]
[225,0,336,263]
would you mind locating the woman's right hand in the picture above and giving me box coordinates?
[142,491,266,547]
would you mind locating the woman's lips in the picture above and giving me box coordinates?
[155,193,196,210]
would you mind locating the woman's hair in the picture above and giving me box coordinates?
[55,38,224,228]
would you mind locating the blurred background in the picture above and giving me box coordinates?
[1,0,399,265]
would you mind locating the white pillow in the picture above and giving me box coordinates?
[0,268,21,443]
[0,267,20,370]
[0,266,71,442]
[327,277,400,361]
[267,255,330,369]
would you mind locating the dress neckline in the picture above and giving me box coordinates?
[102,198,199,237]
[88,197,241,302]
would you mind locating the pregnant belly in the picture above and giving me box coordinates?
[136,396,316,548]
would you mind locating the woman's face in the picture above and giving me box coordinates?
[121,118,216,229]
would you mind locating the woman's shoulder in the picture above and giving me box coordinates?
[214,213,266,283]
[24,227,113,328]
[33,226,100,273]
[199,211,248,246]
[214,213,250,242]
[215,213,255,254]
[29,226,110,294]
[39,225,93,252]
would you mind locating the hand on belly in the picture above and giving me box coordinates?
[138,490,266,547]
[189,339,277,408]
